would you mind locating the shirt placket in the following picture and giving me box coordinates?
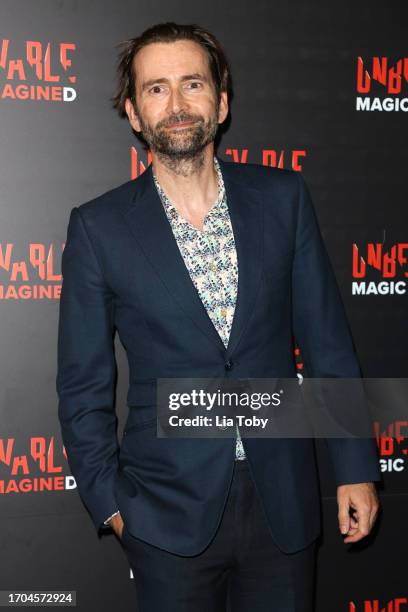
[154,163,246,460]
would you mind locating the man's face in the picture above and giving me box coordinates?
[125,40,228,158]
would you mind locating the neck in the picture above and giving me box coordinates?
[151,145,219,215]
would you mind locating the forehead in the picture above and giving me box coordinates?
[133,40,211,84]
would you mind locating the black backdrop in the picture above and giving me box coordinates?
[0,1,407,610]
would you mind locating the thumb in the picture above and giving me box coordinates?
[338,497,350,535]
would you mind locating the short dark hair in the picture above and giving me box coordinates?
[111,22,232,118]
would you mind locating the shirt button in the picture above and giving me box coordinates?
[225,360,233,371]
[220,308,227,318]
[209,262,217,272]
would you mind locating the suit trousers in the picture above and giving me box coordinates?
[119,458,317,611]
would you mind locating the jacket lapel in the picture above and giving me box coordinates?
[221,159,264,356]
[121,156,264,358]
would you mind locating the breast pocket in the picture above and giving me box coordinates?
[263,257,292,284]
[262,242,293,282]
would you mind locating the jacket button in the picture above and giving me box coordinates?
[224,360,233,371]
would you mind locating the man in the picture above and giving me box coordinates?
[56,22,381,611]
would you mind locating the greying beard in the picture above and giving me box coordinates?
[156,149,207,177]
[136,105,219,176]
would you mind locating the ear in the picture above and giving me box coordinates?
[125,97,142,132]
[217,90,229,125]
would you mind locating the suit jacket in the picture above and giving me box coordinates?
[56,156,381,555]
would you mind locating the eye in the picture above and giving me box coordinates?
[149,85,167,94]
[185,81,203,90]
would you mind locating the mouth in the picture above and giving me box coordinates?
[166,121,196,129]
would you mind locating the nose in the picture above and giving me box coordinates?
[166,86,188,115]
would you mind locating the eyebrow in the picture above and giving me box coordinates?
[141,73,209,91]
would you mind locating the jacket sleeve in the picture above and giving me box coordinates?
[291,172,382,486]
[56,206,120,533]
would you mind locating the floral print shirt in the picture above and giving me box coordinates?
[152,157,246,461]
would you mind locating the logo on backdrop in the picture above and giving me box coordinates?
[349,598,407,611]
[130,147,307,178]
[0,39,76,102]
[356,56,408,112]
[351,242,408,295]
[374,420,408,474]
[0,436,75,494]
[0,243,63,300]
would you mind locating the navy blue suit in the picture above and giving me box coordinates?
[56,157,381,556]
